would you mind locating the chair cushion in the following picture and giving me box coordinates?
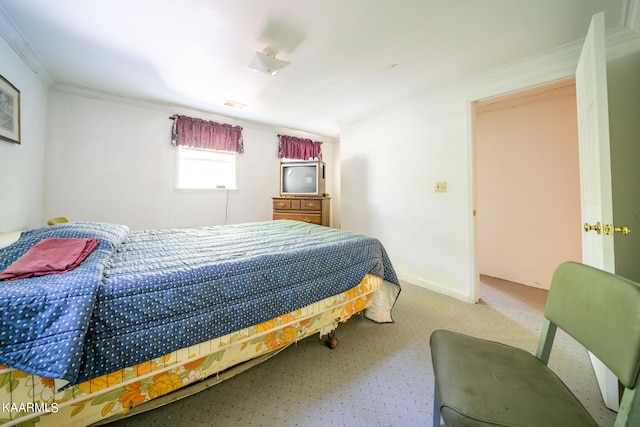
[430,330,598,427]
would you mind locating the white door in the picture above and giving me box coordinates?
[575,11,619,411]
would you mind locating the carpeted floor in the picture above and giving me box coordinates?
[105,276,616,427]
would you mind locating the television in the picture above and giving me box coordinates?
[280,161,326,196]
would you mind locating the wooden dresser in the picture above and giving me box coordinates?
[272,196,330,227]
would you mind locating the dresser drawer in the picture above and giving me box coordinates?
[272,196,330,227]
[273,213,322,225]
[300,200,321,211]
[273,199,304,210]
[273,199,291,210]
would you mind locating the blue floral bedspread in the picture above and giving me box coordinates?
[0,220,399,385]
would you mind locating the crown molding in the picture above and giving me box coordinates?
[603,0,640,62]
[0,5,53,86]
[625,0,640,33]
[50,83,338,143]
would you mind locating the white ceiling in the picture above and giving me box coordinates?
[0,0,634,138]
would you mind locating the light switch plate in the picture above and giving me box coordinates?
[435,182,447,192]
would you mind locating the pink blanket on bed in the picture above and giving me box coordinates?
[0,238,100,281]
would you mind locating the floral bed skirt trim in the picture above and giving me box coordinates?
[0,274,382,427]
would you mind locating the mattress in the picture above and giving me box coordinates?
[0,274,386,426]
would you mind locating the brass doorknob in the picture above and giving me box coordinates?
[585,222,631,236]
[584,222,601,234]
[603,223,631,236]
[614,225,631,235]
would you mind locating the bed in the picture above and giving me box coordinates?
[0,220,400,426]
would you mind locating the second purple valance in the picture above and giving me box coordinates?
[278,135,322,160]
[171,115,244,153]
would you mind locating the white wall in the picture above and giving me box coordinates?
[341,94,474,301]
[44,91,337,230]
[0,36,48,231]
[340,32,640,302]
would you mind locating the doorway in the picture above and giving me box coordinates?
[473,78,583,293]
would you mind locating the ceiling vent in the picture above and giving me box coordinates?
[224,100,247,109]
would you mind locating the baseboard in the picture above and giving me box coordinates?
[397,272,472,303]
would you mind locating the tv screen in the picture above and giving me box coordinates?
[280,162,325,196]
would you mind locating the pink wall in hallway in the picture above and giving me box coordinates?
[475,80,582,289]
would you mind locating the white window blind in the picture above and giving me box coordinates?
[175,146,237,190]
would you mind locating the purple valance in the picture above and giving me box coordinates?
[278,135,322,160]
[171,114,244,153]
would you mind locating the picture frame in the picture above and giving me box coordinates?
[0,74,20,144]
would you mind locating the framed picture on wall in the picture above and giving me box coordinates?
[0,74,20,144]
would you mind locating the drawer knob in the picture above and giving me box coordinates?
[306,202,315,208]
[304,218,312,223]
[278,202,286,207]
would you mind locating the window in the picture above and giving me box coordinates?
[175,146,237,190]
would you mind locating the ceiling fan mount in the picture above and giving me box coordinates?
[247,46,290,76]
